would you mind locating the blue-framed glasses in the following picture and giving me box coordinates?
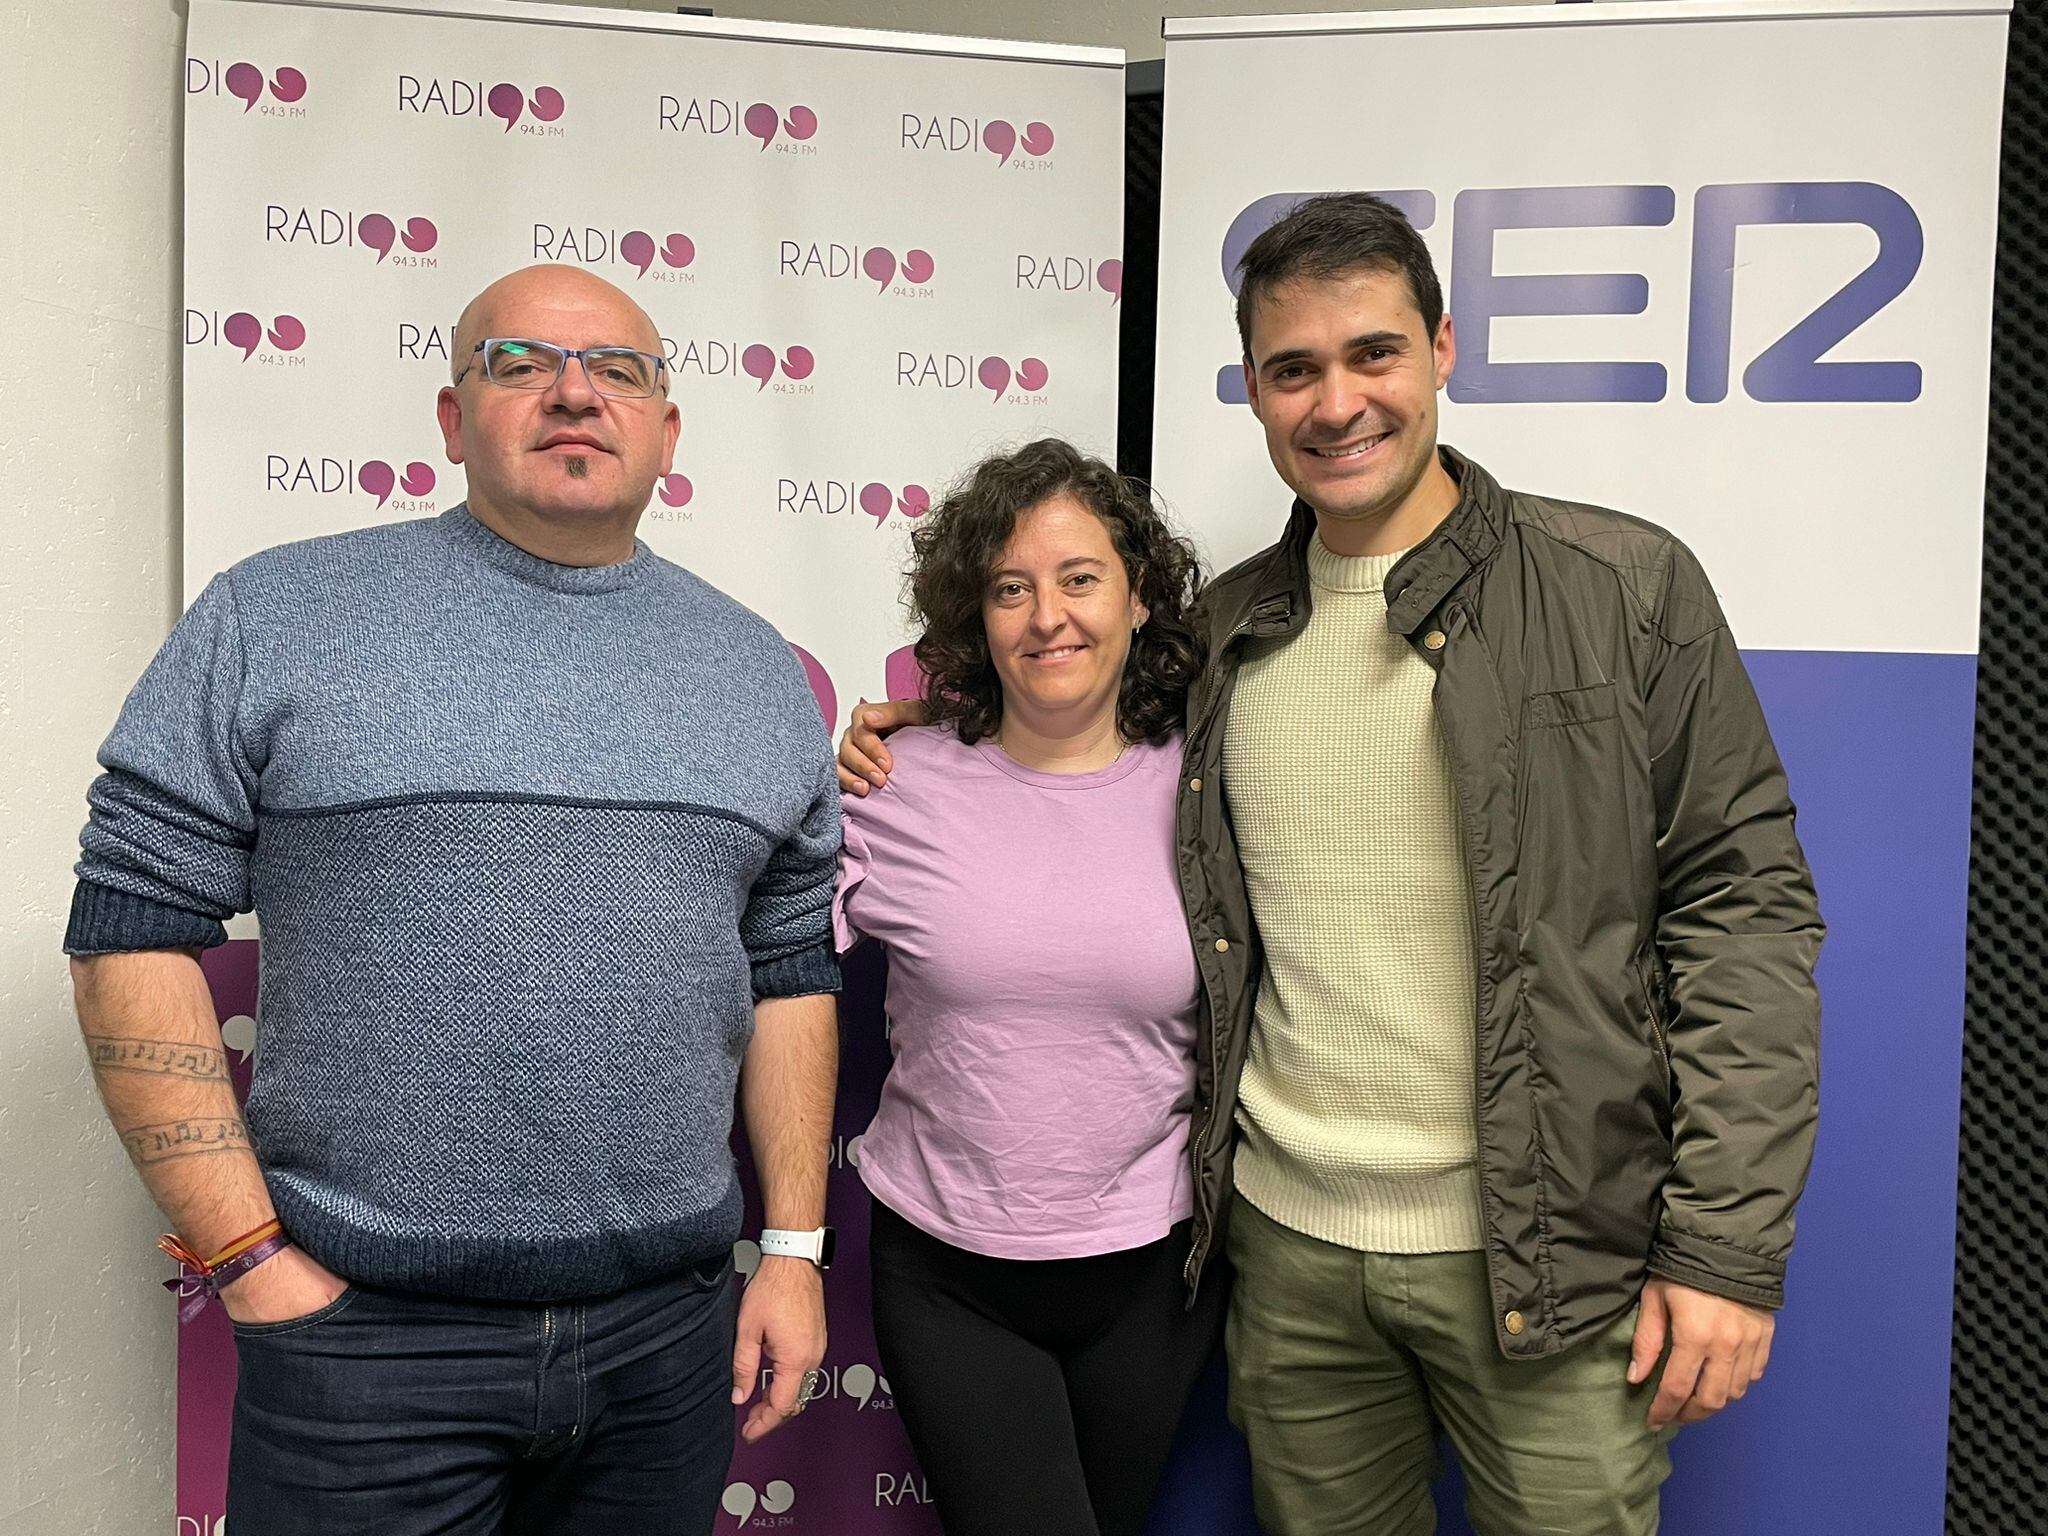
[453,338,668,398]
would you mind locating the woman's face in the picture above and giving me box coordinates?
[982,494,1148,739]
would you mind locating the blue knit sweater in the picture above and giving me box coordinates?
[66,506,841,1300]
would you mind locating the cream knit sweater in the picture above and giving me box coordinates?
[1223,535,1483,1253]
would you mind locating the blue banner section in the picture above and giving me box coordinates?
[1136,647,1976,1534]
[1659,648,1975,1535]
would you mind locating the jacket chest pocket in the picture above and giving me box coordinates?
[1522,681,1617,731]
[1514,681,1631,929]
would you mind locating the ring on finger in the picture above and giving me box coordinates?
[794,1367,827,1411]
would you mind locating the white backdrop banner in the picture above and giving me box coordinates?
[1155,0,2004,657]
[1153,2,2006,1532]
[180,0,1122,1530]
[184,0,1123,713]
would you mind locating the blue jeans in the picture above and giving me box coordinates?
[226,1253,738,1535]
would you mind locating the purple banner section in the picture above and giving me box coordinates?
[724,940,940,1532]
[179,940,258,1535]
[183,648,1972,1535]
[1656,648,1975,1536]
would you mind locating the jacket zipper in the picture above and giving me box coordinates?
[1638,956,1671,1060]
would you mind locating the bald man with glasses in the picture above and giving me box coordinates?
[65,265,841,1534]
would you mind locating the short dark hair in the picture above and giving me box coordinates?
[1234,192,1444,359]
[906,438,1205,748]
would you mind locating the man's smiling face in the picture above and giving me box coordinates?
[1243,265,1455,529]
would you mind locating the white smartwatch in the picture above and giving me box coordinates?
[758,1226,836,1269]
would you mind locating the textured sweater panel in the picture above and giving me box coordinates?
[1222,537,1482,1254]
[67,507,841,1299]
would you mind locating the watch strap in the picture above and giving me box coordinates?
[758,1226,834,1268]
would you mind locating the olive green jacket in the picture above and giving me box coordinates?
[1177,447,1824,1359]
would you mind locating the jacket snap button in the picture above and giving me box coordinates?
[1188,777,1203,792]
[1503,1309,1525,1336]
[1214,938,1230,954]
[1423,630,1447,651]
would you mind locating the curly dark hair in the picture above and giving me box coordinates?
[906,438,1205,747]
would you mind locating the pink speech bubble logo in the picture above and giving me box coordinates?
[660,233,694,269]
[658,473,693,508]
[740,344,776,391]
[884,644,928,701]
[741,344,811,389]
[976,357,1047,402]
[784,105,817,141]
[1097,258,1123,303]
[270,67,307,104]
[266,314,306,352]
[743,102,780,149]
[222,312,263,361]
[982,119,1016,165]
[1020,121,1055,157]
[401,217,437,254]
[224,62,264,113]
[529,86,564,123]
[359,460,396,508]
[857,482,930,527]
[486,82,524,131]
[859,248,934,293]
[790,645,835,727]
[400,462,436,497]
[619,230,656,278]
[358,213,397,263]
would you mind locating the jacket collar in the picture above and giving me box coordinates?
[1246,445,1506,638]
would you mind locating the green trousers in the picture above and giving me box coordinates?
[1225,1196,1673,1536]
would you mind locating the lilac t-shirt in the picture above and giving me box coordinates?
[834,724,1200,1260]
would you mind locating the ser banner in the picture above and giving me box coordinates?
[1154,1,2006,1532]
[180,0,1123,1530]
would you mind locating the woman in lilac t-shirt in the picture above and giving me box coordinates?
[834,439,1224,1536]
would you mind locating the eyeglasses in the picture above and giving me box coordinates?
[453,338,668,398]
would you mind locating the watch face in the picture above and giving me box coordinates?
[818,1227,837,1269]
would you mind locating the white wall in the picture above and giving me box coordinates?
[0,0,1506,1528]
[599,0,1505,60]
[3,0,186,1530]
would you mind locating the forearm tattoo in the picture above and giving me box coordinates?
[87,1035,231,1083]
[119,1119,253,1166]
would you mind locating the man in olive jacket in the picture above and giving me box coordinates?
[1176,193,1822,1534]
[842,193,1821,1535]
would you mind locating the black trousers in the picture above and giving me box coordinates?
[869,1199,1228,1536]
